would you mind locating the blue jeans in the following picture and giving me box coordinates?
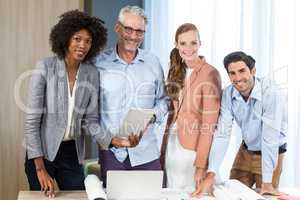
[25,140,85,190]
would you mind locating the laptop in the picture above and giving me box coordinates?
[106,170,163,200]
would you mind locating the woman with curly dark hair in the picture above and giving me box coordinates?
[24,10,110,197]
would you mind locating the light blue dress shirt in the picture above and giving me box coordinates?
[95,47,169,166]
[208,77,287,182]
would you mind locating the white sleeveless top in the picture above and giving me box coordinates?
[165,67,197,191]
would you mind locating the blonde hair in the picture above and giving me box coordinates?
[166,23,200,99]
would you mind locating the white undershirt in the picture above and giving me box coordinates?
[63,75,78,141]
[185,67,194,79]
[178,67,194,103]
[166,67,196,190]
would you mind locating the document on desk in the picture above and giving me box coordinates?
[217,179,266,200]
[161,179,265,200]
[119,108,155,137]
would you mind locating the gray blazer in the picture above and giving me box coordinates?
[24,56,112,164]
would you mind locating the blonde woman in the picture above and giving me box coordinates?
[162,23,221,195]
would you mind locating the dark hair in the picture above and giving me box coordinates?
[223,51,256,72]
[50,10,107,62]
[166,23,199,100]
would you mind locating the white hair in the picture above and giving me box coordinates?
[118,5,147,24]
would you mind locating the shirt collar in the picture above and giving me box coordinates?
[249,77,262,101]
[108,45,145,64]
[232,77,262,102]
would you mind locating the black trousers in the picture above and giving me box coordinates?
[25,140,85,190]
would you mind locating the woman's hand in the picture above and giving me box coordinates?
[194,167,206,189]
[191,171,215,198]
[34,157,55,198]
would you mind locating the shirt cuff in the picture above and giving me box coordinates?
[26,142,44,160]
[207,167,217,175]
[87,122,113,149]
[262,171,274,183]
[93,132,113,150]
[27,150,44,160]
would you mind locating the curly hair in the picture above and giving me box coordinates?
[166,48,187,100]
[50,10,107,62]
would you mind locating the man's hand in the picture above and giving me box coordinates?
[111,137,131,148]
[260,183,285,196]
[191,172,215,198]
[128,131,143,147]
[127,115,153,147]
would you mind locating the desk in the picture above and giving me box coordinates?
[18,189,300,200]
[17,190,197,200]
[18,191,87,200]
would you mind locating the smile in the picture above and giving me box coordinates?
[76,50,86,56]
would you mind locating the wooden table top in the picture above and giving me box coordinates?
[18,191,88,200]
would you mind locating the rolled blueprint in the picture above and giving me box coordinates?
[84,174,107,200]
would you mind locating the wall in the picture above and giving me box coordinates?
[85,0,143,49]
[0,1,83,199]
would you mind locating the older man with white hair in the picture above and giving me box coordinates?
[95,5,168,187]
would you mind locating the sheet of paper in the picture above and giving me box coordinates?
[119,108,155,137]
[223,179,266,200]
